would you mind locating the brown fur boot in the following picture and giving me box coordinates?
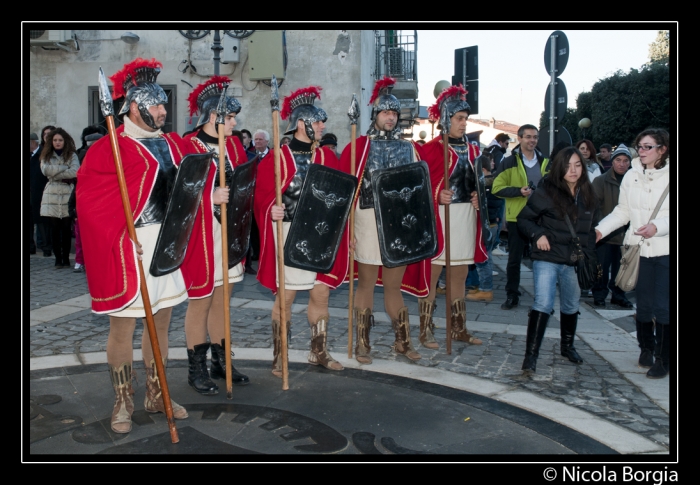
[271,320,291,378]
[391,307,421,361]
[451,299,482,345]
[109,362,134,434]
[354,308,373,364]
[418,298,439,349]
[308,316,343,370]
[144,358,188,419]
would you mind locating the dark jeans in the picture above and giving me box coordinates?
[29,210,36,252]
[50,217,73,263]
[636,255,669,325]
[592,243,626,301]
[505,220,528,298]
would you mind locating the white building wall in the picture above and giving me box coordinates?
[28,29,376,154]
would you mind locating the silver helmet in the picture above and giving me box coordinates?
[428,84,471,133]
[188,75,241,130]
[281,86,327,141]
[110,58,168,131]
[369,76,401,121]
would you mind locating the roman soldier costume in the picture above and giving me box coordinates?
[181,75,252,394]
[419,84,487,348]
[339,76,439,364]
[254,85,349,377]
[77,58,193,433]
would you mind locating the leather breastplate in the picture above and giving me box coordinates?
[135,138,177,227]
[448,143,476,203]
[360,139,414,209]
[282,150,313,221]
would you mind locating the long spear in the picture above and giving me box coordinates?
[347,94,359,358]
[215,82,234,399]
[270,75,289,390]
[98,67,179,443]
[440,104,453,355]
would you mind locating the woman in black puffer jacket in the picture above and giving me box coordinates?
[517,146,600,374]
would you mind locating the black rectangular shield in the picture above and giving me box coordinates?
[226,158,258,267]
[474,154,493,247]
[150,152,213,277]
[371,161,438,268]
[284,164,358,273]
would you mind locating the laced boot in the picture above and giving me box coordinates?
[451,299,482,344]
[144,358,189,419]
[271,320,291,378]
[418,298,439,349]
[109,362,134,434]
[187,343,218,395]
[636,320,655,368]
[560,311,583,364]
[391,307,421,361]
[354,308,374,364]
[522,310,550,374]
[211,339,250,385]
[308,316,343,371]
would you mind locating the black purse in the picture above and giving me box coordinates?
[564,214,602,291]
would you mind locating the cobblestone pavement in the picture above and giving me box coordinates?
[26,250,672,453]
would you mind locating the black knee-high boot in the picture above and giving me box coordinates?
[635,320,655,368]
[522,310,550,373]
[647,323,670,379]
[560,311,583,364]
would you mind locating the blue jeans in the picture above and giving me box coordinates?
[474,224,499,291]
[532,260,580,315]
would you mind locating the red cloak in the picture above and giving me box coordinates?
[181,131,250,298]
[253,144,349,294]
[76,127,194,314]
[338,136,434,298]
[421,136,488,264]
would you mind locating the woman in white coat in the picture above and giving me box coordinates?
[595,128,670,379]
[40,128,80,268]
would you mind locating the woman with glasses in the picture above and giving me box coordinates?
[517,146,599,374]
[595,128,670,379]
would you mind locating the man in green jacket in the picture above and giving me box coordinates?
[492,124,549,310]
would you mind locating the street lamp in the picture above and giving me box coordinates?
[578,118,591,139]
[179,30,255,75]
[432,80,451,139]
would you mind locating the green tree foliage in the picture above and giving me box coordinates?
[588,63,669,146]
[539,62,669,149]
[648,30,670,65]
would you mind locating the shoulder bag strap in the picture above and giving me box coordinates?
[648,184,670,224]
[564,214,583,256]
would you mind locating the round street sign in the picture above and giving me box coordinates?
[538,125,572,160]
[544,78,568,122]
[544,31,569,76]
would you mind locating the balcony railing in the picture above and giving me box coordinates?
[374,30,417,82]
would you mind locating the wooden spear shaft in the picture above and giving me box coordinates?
[105,114,179,443]
[347,123,357,358]
[217,124,234,399]
[271,111,289,391]
[443,131,452,355]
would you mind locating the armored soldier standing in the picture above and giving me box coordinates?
[419,85,487,349]
[254,86,349,377]
[182,76,251,395]
[340,77,436,364]
[77,58,193,433]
